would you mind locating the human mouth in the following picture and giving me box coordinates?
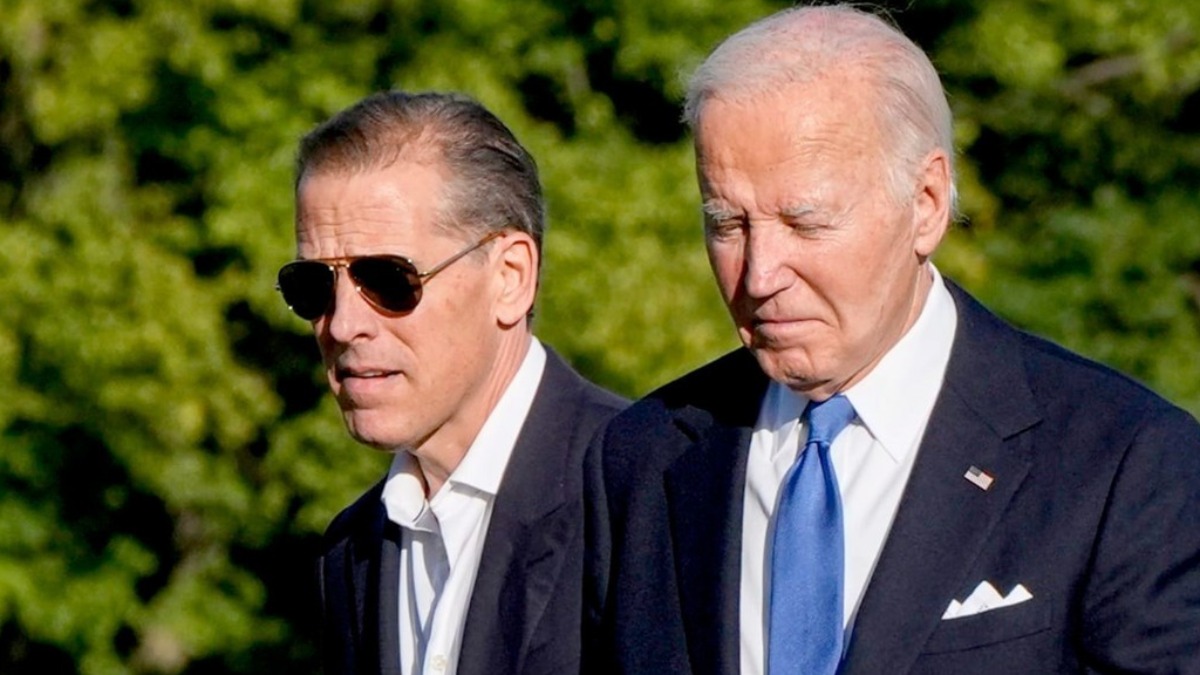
[337,367,398,380]
[753,315,805,329]
[333,365,402,398]
[749,316,819,340]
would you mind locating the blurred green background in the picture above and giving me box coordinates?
[1,0,1198,672]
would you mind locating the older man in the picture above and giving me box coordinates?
[277,91,624,675]
[585,6,1200,675]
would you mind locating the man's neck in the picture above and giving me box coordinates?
[412,331,533,496]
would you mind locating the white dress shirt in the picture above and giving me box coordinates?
[739,267,958,675]
[381,339,547,675]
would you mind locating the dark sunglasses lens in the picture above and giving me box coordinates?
[278,262,334,320]
[349,256,421,313]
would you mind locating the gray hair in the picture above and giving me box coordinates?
[683,5,956,210]
[296,91,545,252]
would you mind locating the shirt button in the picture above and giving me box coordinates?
[431,654,447,672]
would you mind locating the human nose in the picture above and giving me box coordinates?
[742,225,793,299]
[321,266,377,343]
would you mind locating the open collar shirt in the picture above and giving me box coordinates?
[380,338,546,675]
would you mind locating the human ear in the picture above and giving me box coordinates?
[912,149,952,259]
[493,231,538,327]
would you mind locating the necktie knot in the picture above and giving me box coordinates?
[805,394,856,448]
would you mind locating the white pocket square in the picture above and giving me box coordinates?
[942,581,1032,620]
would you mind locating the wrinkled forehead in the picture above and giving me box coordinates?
[692,85,898,227]
[695,77,885,168]
[293,161,457,259]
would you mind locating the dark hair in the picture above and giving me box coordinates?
[296,91,545,252]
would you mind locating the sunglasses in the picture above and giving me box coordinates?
[276,230,503,320]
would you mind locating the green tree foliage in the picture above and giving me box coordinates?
[933,0,1200,413]
[0,0,1196,672]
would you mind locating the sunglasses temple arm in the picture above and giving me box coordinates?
[418,230,503,281]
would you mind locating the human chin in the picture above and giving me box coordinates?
[330,378,412,448]
[750,345,830,391]
[340,408,413,450]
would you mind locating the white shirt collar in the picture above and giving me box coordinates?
[843,265,957,462]
[760,264,957,463]
[380,338,547,528]
[383,455,439,532]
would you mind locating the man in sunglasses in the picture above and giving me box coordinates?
[281,91,625,675]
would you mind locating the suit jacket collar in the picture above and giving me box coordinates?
[457,348,598,675]
[841,281,1043,674]
[663,348,769,675]
[326,479,399,675]
[377,521,402,675]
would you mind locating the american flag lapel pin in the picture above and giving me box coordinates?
[964,465,994,491]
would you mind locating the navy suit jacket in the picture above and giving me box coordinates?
[586,283,1200,674]
[317,347,625,675]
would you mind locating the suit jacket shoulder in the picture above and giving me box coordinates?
[321,480,385,551]
[946,280,1184,431]
[600,348,766,486]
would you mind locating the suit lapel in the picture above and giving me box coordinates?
[665,423,752,675]
[841,284,1042,675]
[376,522,402,675]
[460,499,578,673]
[327,484,399,675]
[457,350,594,675]
[664,350,768,675]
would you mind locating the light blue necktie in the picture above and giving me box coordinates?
[768,394,856,675]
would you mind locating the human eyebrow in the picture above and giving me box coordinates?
[701,200,741,222]
[779,204,820,219]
